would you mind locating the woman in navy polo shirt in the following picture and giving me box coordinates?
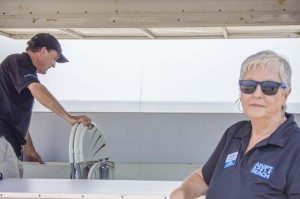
[170,50,300,199]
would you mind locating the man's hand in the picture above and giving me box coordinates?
[69,115,92,127]
[24,131,45,164]
[24,147,44,164]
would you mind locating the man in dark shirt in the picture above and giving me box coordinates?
[0,33,92,178]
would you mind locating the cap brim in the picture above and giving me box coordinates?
[56,54,69,63]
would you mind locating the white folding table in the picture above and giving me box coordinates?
[0,179,181,199]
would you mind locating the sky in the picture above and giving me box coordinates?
[1,36,299,112]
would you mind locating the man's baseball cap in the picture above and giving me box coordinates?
[30,33,69,63]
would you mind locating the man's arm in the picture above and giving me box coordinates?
[27,82,91,126]
[170,169,208,199]
[24,131,44,164]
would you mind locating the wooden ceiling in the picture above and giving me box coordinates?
[1,0,300,40]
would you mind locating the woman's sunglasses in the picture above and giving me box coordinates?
[239,80,286,96]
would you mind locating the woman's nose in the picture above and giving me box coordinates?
[253,85,264,97]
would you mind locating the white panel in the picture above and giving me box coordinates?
[0,179,181,198]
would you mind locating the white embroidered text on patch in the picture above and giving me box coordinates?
[24,73,37,79]
[224,152,238,168]
[250,162,274,179]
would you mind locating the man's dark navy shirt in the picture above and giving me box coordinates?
[0,53,39,157]
[202,113,300,199]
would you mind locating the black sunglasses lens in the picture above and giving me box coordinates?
[261,82,279,95]
[240,81,257,94]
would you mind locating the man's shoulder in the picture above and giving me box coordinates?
[3,53,35,72]
[2,53,26,66]
[6,53,23,59]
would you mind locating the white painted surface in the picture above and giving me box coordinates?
[0,179,181,199]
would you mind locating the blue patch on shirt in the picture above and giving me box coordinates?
[224,152,238,168]
[24,73,37,79]
[251,162,274,179]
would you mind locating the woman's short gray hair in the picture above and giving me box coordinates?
[239,50,292,90]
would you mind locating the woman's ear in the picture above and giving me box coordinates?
[282,88,291,106]
[285,88,291,98]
